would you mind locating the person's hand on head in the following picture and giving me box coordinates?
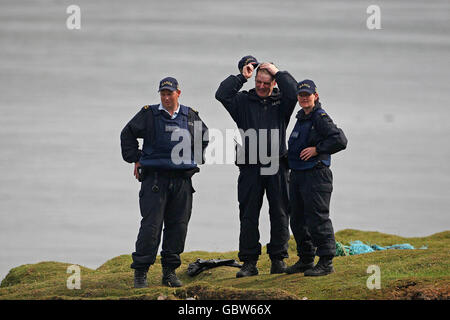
[258,62,279,76]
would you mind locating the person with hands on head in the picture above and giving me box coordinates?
[285,79,347,276]
[120,76,209,288]
[215,55,298,278]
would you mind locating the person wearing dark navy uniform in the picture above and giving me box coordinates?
[215,56,298,277]
[120,77,208,288]
[285,79,347,276]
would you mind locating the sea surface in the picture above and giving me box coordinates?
[1,0,449,282]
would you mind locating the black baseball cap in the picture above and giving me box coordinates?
[238,55,259,71]
[296,79,317,95]
[158,77,179,92]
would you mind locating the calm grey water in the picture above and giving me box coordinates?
[1,0,449,282]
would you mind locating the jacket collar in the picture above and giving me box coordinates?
[152,104,188,117]
[248,87,281,102]
[158,103,180,119]
[296,101,322,120]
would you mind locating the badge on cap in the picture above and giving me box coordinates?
[238,55,259,71]
[158,77,179,92]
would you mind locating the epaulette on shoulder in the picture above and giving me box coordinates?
[142,105,151,111]
[313,107,328,117]
[185,105,198,115]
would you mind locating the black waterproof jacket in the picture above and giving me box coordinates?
[215,72,297,166]
[288,102,348,170]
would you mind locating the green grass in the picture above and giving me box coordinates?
[1,229,449,300]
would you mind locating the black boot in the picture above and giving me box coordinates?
[133,269,148,288]
[285,257,315,274]
[236,261,258,278]
[270,260,287,274]
[162,267,183,287]
[304,256,334,277]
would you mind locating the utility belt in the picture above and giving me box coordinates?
[138,166,199,182]
[290,161,329,173]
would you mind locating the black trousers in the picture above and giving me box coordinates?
[130,173,194,271]
[237,163,290,262]
[289,165,336,259]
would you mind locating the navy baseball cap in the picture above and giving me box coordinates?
[238,55,259,71]
[158,77,179,92]
[296,79,317,95]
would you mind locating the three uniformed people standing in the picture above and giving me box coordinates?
[120,57,347,288]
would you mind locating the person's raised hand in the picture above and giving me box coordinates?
[242,63,254,79]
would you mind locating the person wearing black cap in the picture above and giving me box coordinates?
[120,77,209,288]
[285,79,347,276]
[215,56,298,278]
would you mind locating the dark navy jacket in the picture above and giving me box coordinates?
[120,104,209,170]
[288,102,347,170]
[215,72,298,166]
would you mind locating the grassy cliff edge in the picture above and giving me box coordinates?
[1,229,449,300]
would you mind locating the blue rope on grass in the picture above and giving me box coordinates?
[335,240,427,256]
